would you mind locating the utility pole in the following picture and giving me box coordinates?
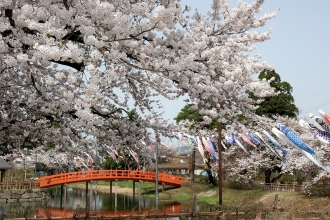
[155,132,160,211]
[218,122,222,206]
[34,149,37,178]
[23,148,27,180]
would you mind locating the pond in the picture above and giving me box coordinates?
[0,186,213,219]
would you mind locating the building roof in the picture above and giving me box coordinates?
[0,158,11,170]
[158,163,189,169]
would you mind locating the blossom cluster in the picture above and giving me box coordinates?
[0,0,278,170]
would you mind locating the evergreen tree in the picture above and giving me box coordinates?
[174,103,218,130]
[250,70,299,118]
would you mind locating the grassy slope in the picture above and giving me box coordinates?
[70,180,330,214]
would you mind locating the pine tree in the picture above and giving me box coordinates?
[251,69,299,118]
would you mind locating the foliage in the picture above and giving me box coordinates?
[101,152,137,170]
[249,69,299,119]
[174,104,218,130]
[101,156,121,170]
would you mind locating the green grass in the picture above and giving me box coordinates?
[198,195,219,203]
[67,180,330,215]
[172,194,191,200]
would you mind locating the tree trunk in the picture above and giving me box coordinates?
[296,170,304,185]
[264,166,283,184]
[190,148,195,182]
[264,169,272,184]
[271,173,283,183]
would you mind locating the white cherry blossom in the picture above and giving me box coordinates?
[0,0,281,172]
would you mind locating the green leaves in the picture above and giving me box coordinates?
[174,103,218,130]
[252,70,298,119]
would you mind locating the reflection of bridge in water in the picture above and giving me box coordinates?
[35,202,183,218]
[37,169,186,188]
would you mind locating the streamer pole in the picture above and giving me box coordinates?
[218,122,222,206]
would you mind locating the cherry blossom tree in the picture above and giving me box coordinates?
[221,114,330,190]
[0,0,277,169]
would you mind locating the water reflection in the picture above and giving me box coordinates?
[1,186,184,218]
[1,199,48,218]
[48,187,160,211]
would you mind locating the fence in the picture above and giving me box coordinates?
[0,181,38,190]
[264,183,302,192]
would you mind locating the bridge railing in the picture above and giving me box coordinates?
[37,170,186,188]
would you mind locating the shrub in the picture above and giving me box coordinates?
[223,180,260,190]
[194,174,209,184]
[181,180,191,187]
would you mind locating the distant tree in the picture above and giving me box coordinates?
[102,151,138,170]
[250,70,299,119]
[102,156,123,170]
[174,104,218,130]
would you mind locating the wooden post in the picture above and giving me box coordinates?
[155,132,159,211]
[115,179,117,196]
[60,185,63,208]
[192,194,197,215]
[86,182,89,218]
[273,194,278,210]
[133,181,136,203]
[115,179,118,212]
[0,170,5,183]
[138,182,141,212]
[110,181,112,195]
[64,185,67,198]
[190,148,196,182]
[218,122,222,206]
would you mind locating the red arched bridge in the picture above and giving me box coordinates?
[36,170,186,188]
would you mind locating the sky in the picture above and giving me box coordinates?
[160,0,330,124]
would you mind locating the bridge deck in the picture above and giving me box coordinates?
[37,170,186,188]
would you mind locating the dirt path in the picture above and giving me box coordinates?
[197,190,216,197]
